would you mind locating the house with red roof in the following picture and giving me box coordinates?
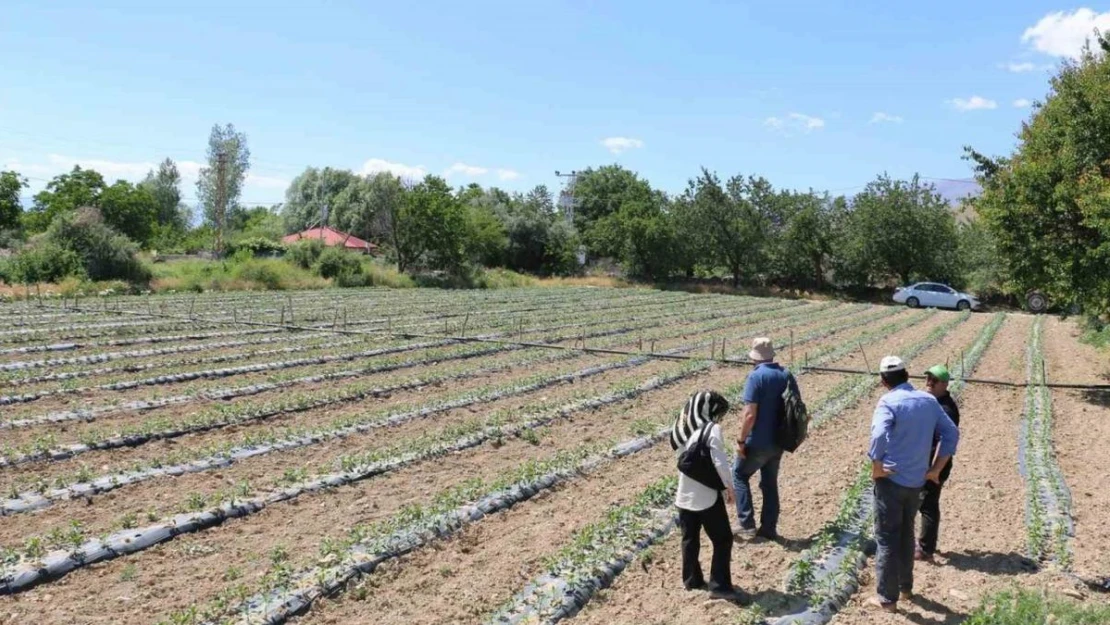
[281,226,379,255]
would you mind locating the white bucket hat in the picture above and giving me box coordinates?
[748,337,775,362]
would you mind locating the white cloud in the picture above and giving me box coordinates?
[764,112,825,133]
[1003,61,1038,73]
[869,112,904,124]
[357,158,427,180]
[246,173,290,189]
[46,154,154,179]
[496,169,520,181]
[444,162,489,178]
[1013,98,1032,108]
[947,96,998,111]
[600,137,645,154]
[1022,9,1110,59]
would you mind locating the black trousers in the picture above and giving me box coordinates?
[918,460,951,555]
[918,479,944,555]
[678,495,734,592]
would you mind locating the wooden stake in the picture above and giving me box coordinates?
[858,341,874,375]
[650,339,656,354]
[461,312,470,337]
[1041,358,1047,386]
[721,338,727,361]
[790,329,795,370]
[711,338,716,360]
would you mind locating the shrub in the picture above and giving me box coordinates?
[285,239,325,270]
[314,247,363,280]
[6,208,150,285]
[229,237,286,258]
[7,240,83,283]
[231,259,294,290]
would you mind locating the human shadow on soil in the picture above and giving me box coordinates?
[941,549,1038,576]
[1079,389,1110,409]
[743,588,810,619]
[901,594,964,625]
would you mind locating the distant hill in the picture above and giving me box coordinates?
[933,178,981,205]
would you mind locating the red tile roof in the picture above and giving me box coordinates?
[281,227,378,253]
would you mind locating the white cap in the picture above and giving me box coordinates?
[879,356,906,373]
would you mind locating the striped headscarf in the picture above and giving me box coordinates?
[670,389,731,450]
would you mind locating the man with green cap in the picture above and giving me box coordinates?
[917,364,961,561]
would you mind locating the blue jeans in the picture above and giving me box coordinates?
[731,446,783,534]
[873,477,921,603]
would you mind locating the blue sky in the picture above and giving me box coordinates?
[1,2,1107,207]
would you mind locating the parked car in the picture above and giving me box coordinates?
[892,282,981,311]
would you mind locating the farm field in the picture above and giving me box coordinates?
[0,287,1107,625]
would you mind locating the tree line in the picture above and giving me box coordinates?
[4,31,1110,316]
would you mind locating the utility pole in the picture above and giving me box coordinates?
[555,169,586,266]
[554,170,578,226]
[214,151,229,258]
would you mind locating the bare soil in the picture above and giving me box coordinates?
[1042,316,1110,577]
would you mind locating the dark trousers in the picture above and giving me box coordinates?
[732,446,783,534]
[918,479,945,555]
[678,495,734,592]
[873,477,921,603]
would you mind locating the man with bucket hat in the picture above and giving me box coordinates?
[917,364,961,561]
[731,337,801,541]
[866,355,960,613]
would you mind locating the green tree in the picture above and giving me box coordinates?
[281,167,360,233]
[197,123,251,233]
[336,172,405,246]
[966,35,1110,313]
[459,186,508,267]
[140,159,187,229]
[680,169,765,287]
[391,175,468,274]
[0,171,27,233]
[97,181,159,246]
[775,191,845,289]
[836,174,958,287]
[25,166,106,234]
[571,165,655,257]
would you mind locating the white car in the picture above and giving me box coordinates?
[892,282,981,311]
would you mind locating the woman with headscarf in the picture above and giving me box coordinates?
[672,389,744,601]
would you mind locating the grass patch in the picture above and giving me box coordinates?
[965,588,1110,624]
[150,258,328,292]
[1079,316,1110,349]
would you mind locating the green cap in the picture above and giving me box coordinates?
[925,365,950,382]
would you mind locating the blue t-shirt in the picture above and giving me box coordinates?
[742,363,794,449]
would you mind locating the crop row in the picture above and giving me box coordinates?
[0,288,663,347]
[0,302,904,589]
[778,312,1003,624]
[0,361,708,594]
[1019,316,1074,568]
[0,296,804,436]
[0,292,704,373]
[0,297,752,408]
[0,299,851,510]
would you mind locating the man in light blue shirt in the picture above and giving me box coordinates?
[866,355,959,613]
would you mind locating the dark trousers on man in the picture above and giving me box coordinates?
[918,463,951,555]
[677,496,734,592]
[873,477,922,603]
[732,446,783,535]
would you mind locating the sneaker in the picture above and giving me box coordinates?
[914,547,934,562]
[732,525,757,539]
[866,596,897,613]
[685,580,708,591]
[900,589,914,601]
